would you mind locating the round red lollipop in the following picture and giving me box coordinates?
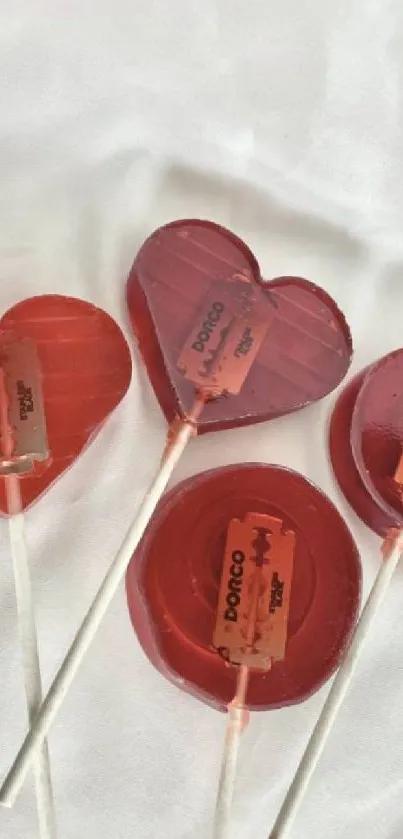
[270,350,403,839]
[352,350,403,526]
[126,463,361,710]
[330,349,403,535]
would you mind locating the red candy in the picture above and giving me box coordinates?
[126,464,361,711]
[0,296,132,513]
[330,349,403,535]
[127,219,352,434]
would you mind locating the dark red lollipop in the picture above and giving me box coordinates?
[330,349,403,535]
[0,295,132,513]
[0,295,132,829]
[126,464,361,711]
[352,350,403,526]
[268,350,403,839]
[127,219,352,433]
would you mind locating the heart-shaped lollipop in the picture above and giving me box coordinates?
[0,295,132,836]
[128,219,352,432]
[0,295,132,513]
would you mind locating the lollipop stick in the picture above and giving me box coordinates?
[214,546,269,839]
[268,529,403,839]
[214,666,250,839]
[0,406,200,808]
[6,475,58,839]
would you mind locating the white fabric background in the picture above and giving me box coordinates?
[0,2,403,838]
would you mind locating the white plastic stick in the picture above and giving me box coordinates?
[6,475,57,839]
[214,707,244,839]
[214,665,249,839]
[0,417,194,808]
[268,533,403,839]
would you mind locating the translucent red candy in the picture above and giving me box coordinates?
[0,296,132,513]
[127,219,353,434]
[126,464,361,711]
[330,349,403,535]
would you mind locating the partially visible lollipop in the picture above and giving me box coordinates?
[0,219,353,808]
[0,333,57,839]
[350,350,403,529]
[0,295,133,513]
[126,463,361,838]
[329,351,403,536]
[0,296,132,824]
[268,349,403,839]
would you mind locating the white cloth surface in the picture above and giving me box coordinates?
[0,2,403,838]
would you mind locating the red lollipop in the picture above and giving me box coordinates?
[351,350,403,528]
[330,351,403,535]
[268,350,403,839]
[0,295,132,512]
[128,219,352,433]
[127,464,360,709]
[0,220,353,812]
[0,296,131,834]
[126,464,360,834]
